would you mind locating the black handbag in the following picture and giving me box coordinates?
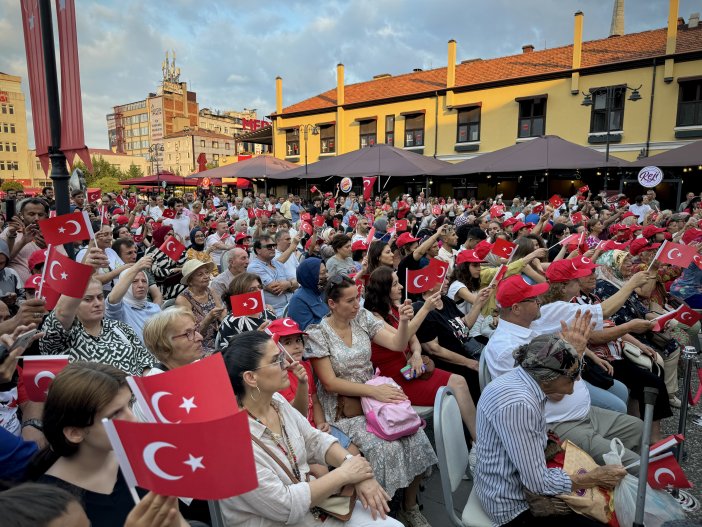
[581,356,614,390]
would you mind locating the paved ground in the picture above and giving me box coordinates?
[419,360,702,526]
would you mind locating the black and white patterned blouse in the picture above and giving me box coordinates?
[39,311,155,375]
[144,246,187,301]
[216,311,276,351]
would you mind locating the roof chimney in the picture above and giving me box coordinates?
[447,40,456,88]
[522,44,534,53]
[275,76,282,114]
[336,63,345,106]
[571,11,584,94]
[610,0,624,36]
[665,0,679,82]
[689,12,700,28]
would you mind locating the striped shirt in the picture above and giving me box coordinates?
[475,367,572,526]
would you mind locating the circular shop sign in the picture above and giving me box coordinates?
[637,166,663,188]
[340,177,353,193]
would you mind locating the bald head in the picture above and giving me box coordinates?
[227,247,250,276]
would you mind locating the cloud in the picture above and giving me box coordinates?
[0,0,698,149]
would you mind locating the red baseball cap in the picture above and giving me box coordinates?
[496,274,549,308]
[267,318,307,337]
[114,214,129,225]
[511,221,530,233]
[571,255,599,272]
[545,258,594,283]
[682,228,702,245]
[112,207,124,215]
[620,212,636,220]
[396,232,420,248]
[629,238,660,257]
[542,222,553,234]
[235,233,252,244]
[503,217,518,228]
[456,250,485,266]
[351,240,369,252]
[642,225,666,239]
[473,240,493,260]
[28,249,47,271]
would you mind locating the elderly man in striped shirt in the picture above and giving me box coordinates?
[476,326,628,526]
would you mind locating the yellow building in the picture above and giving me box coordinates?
[0,72,31,185]
[270,2,702,199]
[162,129,233,176]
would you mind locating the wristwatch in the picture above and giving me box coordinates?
[21,418,43,432]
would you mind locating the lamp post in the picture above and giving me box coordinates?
[294,124,319,175]
[581,85,642,191]
[148,143,164,193]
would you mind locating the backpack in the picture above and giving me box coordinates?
[361,369,425,441]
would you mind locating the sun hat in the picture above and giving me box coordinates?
[180,259,215,285]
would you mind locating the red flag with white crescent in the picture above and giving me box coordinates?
[20,0,51,175]
[674,304,702,326]
[230,290,265,317]
[406,268,434,294]
[103,411,258,500]
[426,258,449,284]
[159,236,185,261]
[362,177,376,200]
[38,210,94,246]
[87,188,101,203]
[21,356,70,402]
[654,241,696,268]
[647,452,692,489]
[43,246,93,298]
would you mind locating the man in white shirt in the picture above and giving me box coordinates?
[210,247,250,299]
[628,195,652,224]
[351,217,370,243]
[436,224,458,275]
[274,229,300,280]
[161,197,192,247]
[483,272,651,469]
[206,220,236,269]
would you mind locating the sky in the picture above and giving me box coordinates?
[1,0,700,150]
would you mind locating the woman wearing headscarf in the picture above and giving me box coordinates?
[288,258,329,331]
[185,227,219,277]
[144,224,188,301]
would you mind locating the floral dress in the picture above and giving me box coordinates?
[180,288,218,353]
[304,309,437,497]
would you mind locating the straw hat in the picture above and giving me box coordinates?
[180,259,215,285]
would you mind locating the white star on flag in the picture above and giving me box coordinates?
[58,227,65,233]
[60,272,68,280]
[183,454,205,472]
[179,396,197,414]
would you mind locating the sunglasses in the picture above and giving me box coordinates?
[260,244,276,249]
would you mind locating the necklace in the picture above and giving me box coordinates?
[246,403,302,481]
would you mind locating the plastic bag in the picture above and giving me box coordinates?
[604,439,685,527]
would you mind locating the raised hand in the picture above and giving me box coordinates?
[559,310,594,355]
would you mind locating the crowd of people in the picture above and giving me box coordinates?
[0,182,700,527]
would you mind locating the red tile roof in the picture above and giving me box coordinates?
[278,23,702,116]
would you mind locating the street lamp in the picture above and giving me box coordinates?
[148,143,164,192]
[581,85,642,191]
[294,125,319,175]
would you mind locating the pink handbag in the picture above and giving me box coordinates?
[361,370,425,441]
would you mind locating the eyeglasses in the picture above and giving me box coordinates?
[251,352,286,371]
[172,325,201,342]
[519,298,541,305]
[542,357,583,381]
[260,244,276,250]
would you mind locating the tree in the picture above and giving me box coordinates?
[72,156,123,185]
[91,176,123,193]
[123,163,144,180]
[1,180,23,192]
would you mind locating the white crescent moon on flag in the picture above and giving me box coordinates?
[654,467,675,486]
[143,441,183,481]
[437,267,446,279]
[166,240,176,252]
[363,179,370,188]
[680,312,693,323]
[151,391,180,424]
[32,276,42,287]
[48,261,62,281]
[246,297,259,311]
[34,371,55,388]
[668,249,681,260]
[66,220,82,236]
[413,276,425,289]
[282,318,295,327]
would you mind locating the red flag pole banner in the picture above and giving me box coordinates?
[55,0,91,171]
[43,245,93,298]
[21,355,70,402]
[647,240,667,272]
[20,0,52,175]
[102,412,259,500]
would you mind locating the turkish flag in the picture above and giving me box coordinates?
[558,233,581,246]
[647,452,692,489]
[38,210,94,246]
[532,203,544,214]
[348,215,358,228]
[127,197,137,210]
[489,205,504,218]
[103,411,258,500]
[396,219,408,232]
[133,234,144,243]
[654,241,697,267]
[693,254,702,271]
[21,356,70,402]
[432,205,442,216]
[254,209,263,218]
[651,310,679,332]
[675,304,702,326]
[313,215,325,228]
[43,246,93,299]
[310,185,318,194]
[601,240,630,251]
[406,268,434,294]
[31,277,61,310]
[230,290,265,317]
[332,218,340,229]
[328,198,336,209]
[115,195,125,206]
[127,354,237,424]
[300,222,313,236]
[578,185,589,194]
[362,177,376,200]
[426,258,449,284]
[365,227,376,245]
[549,195,564,208]
[300,212,311,222]
[162,208,176,219]
[571,212,583,224]
[159,236,185,261]
[100,206,110,225]
[488,264,508,288]
[491,238,516,259]
[87,188,101,203]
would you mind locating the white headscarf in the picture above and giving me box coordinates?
[122,270,148,309]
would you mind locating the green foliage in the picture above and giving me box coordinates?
[123,163,144,180]
[205,161,218,170]
[72,156,123,185]
[91,176,123,193]
[1,180,24,192]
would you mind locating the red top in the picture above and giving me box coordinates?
[278,360,317,427]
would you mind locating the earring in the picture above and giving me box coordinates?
[250,385,261,401]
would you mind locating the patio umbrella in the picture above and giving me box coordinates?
[435,135,629,175]
[119,173,198,186]
[628,140,702,167]
[269,143,450,180]
[185,155,299,179]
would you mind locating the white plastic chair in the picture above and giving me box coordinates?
[434,386,492,527]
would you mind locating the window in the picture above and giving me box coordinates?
[0,162,4,170]
[518,98,546,138]
[357,121,375,148]
[404,114,424,147]
[213,154,219,160]
[457,107,481,142]
[286,130,299,156]
[213,141,219,148]
[9,124,14,133]
[589,87,625,133]
[10,161,18,170]
[1,105,5,114]
[0,144,3,152]
[11,142,16,152]
[225,143,230,150]
[677,80,702,127]
[200,140,205,147]
[320,124,336,153]
[385,116,394,145]
[9,105,13,115]
[2,123,7,133]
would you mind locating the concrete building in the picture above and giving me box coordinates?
[198,107,271,156]
[162,129,232,176]
[0,72,31,186]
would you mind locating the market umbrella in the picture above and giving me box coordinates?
[628,139,702,167]
[119,172,194,186]
[435,135,629,175]
[269,143,450,180]
[185,155,299,179]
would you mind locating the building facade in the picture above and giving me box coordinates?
[269,2,702,199]
[0,72,31,185]
[162,129,233,176]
